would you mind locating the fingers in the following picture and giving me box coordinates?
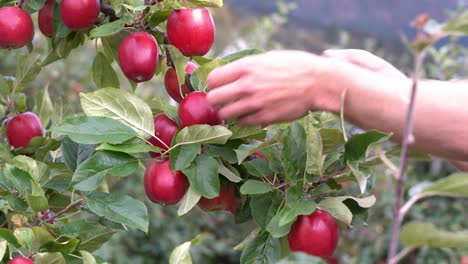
[216,97,262,120]
[206,59,248,90]
[206,80,248,108]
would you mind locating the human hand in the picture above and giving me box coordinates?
[323,49,407,78]
[206,50,344,125]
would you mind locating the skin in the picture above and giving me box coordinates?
[206,49,468,169]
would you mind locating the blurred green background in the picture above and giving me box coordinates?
[1,1,468,263]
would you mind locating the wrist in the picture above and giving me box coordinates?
[310,58,349,114]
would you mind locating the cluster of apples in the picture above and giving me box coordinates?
[129,5,244,215]
[0,1,341,261]
[0,0,100,48]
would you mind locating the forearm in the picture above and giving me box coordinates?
[320,64,468,161]
[451,160,468,172]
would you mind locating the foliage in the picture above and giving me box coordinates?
[0,0,467,263]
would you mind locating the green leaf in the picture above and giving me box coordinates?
[188,0,223,8]
[80,251,97,264]
[281,123,307,179]
[13,93,27,112]
[15,54,42,92]
[31,226,55,246]
[169,241,193,264]
[71,151,138,191]
[344,130,390,162]
[11,155,48,184]
[243,158,272,178]
[40,238,80,255]
[0,228,21,248]
[319,128,344,154]
[101,32,127,62]
[240,232,280,264]
[0,240,6,260]
[33,85,54,127]
[97,143,161,154]
[203,144,238,164]
[54,116,137,145]
[278,187,316,226]
[90,20,126,38]
[443,10,468,35]
[222,49,264,62]
[170,144,201,171]
[190,58,228,90]
[318,195,376,226]
[60,137,95,172]
[80,88,155,138]
[3,164,32,196]
[218,161,242,183]
[401,222,468,248]
[177,186,202,216]
[14,227,34,249]
[26,181,49,212]
[34,252,66,264]
[182,155,220,199]
[26,0,47,10]
[347,161,369,194]
[229,124,266,140]
[266,214,293,238]
[165,45,190,90]
[92,52,120,89]
[52,3,70,39]
[250,193,281,230]
[62,221,115,252]
[420,173,468,198]
[174,125,232,147]
[306,125,324,176]
[85,193,149,233]
[240,180,273,195]
[0,144,12,162]
[235,140,278,164]
[277,253,326,264]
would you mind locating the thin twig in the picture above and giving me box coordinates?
[42,198,84,223]
[377,151,399,175]
[340,88,349,142]
[391,247,417,264]
[387,52,425,264]
[399,194,423,218]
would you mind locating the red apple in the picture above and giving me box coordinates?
[118,32,159,82]
[179,91,221,127]
[60,0,100,31]
[164,62,198,102]
[148,114,179,158]
[6,112,45,149]
[144,159,187,205]
[288,209,339,257]
[38,0,55,37]
[323,256,340,264]
[0,7,34,49]
[167,7,215,57]
[198,183,239,215]
[7,257,34,264]
[461,256,468,264]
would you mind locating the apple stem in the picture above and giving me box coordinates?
[182,0,190,8]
